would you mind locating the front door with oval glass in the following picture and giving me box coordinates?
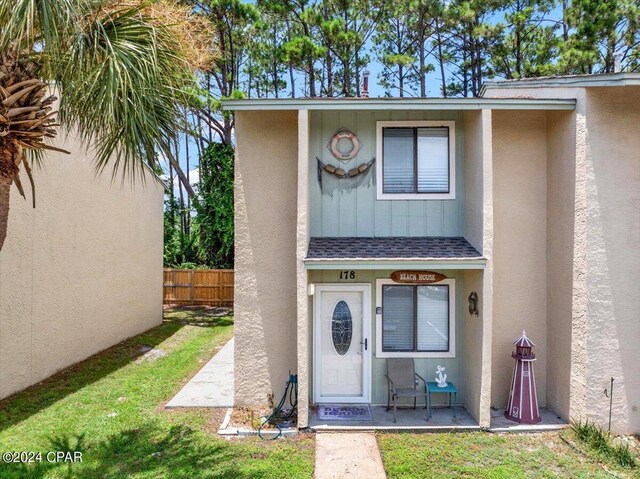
[314,284,371,403]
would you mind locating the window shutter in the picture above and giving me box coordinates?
[383,128,414,193]
[416,285,449,351]
[417,128,449,193]
[382,285,414,351]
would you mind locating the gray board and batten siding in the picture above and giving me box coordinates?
[309,110,464,238]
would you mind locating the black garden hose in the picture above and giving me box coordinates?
[258,373,298,440]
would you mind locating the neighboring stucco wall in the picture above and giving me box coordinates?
[545,110,576,421]
[582,87,640,433]
[491,110,548,409]
[234,110,299,406]
[0,133,164,400]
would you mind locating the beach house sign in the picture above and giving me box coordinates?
[390,271,447,284]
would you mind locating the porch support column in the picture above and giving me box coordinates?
[478,109,494,428]
[296,109,311,428]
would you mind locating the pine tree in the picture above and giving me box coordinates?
[261,0,325,97]
[446,0,502,96]
[190,0,257,144]
[373,0,420,97]
[318,0,385,96]
[246,14,288,98]
[562,0,640,73]
[490,0,559,78]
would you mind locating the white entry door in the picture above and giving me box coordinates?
[314,284,371,404]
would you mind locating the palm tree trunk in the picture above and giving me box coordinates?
[0,175,12,252]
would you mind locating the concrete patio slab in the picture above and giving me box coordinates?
[315,432,386,479]
[166,338,234,408]
[489,407,569,432]
[309,405,479,432]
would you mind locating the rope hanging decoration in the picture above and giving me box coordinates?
[316,156,376,195]
[318,129,374,196]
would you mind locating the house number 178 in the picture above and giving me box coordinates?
[339,271,356,280]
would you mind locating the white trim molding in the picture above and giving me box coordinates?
[376,120,456,200]
[375,278,456,359]
[222,97,576,111]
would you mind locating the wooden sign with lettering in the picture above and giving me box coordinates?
[390,271,447,284]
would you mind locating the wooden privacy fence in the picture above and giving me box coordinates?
[163,269,234,306]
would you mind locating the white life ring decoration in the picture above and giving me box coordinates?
[328,130,362,161]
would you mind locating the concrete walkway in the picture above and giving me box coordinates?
[315,433,386,479]
[166,338,234,408]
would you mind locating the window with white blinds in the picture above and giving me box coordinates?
[381,285,415,351]
[381,284,450,353]
[382,128,414,193]
[417,128,449,193]
[381,126,451,195]
[416,285,449,351]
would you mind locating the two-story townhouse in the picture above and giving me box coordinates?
[223,72,640,434]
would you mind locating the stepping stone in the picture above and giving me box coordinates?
[315,432,386,479]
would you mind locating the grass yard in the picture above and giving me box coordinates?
[0,308,314,479]
[1,306,638,479]
[378,431,639,479]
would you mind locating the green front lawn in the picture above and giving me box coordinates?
[378,431,638,478]
[0,308,314,479]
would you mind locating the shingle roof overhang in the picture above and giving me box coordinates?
[305,237,486,270]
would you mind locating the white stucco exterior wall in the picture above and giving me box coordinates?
[296,110,310,428]
[462,110,493,427]
[491,110,548,409]
[234,110,299,406]
[582,87,640,433]
[486,83,639,433]
[0,133,164,399]
[545,110,576,421]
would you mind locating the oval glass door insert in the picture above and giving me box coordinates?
[331,300,352,355]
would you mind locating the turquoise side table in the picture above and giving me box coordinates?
[426,381,457,420]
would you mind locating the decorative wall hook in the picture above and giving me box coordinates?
[468,291,479,316]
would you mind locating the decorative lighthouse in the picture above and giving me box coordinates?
[505,330,541,424]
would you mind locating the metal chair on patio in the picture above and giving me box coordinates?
[385,358,428,423]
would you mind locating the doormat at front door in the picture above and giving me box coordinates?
[317,405,373,421]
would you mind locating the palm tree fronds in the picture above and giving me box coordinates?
[0,50,67,171]
[0,0,86,53]
[53,3,191,182]
[0,0,216,187]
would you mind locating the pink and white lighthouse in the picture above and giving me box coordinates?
[505,330,541,424]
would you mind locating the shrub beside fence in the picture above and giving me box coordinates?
[163,269,234,306]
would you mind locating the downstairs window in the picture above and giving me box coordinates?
[376,279,455,358]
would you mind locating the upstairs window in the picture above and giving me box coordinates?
[376,121,456,200]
